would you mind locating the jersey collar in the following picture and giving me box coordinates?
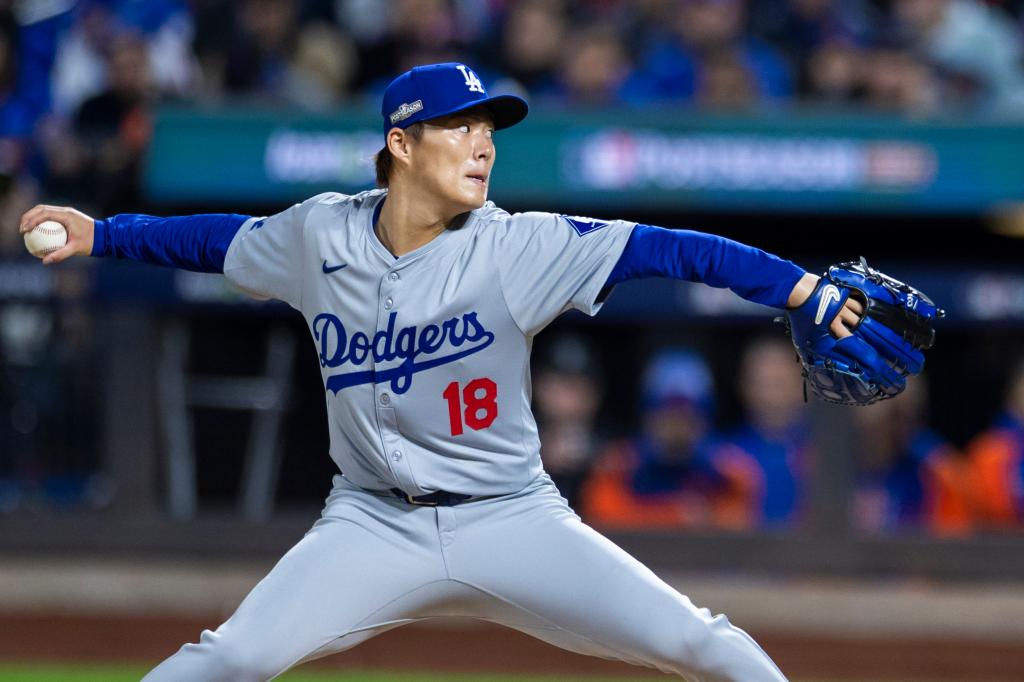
[366,192,477,267]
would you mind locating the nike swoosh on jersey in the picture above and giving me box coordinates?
[322,260,348,274]
[815,284,843,325]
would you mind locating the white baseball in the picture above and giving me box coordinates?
[24,220,68,258]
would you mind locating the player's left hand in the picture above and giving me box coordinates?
[780,259,944,406]
[19,204,96,265]
[786,272,865,339]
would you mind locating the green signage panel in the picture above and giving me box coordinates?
[144,105,1024,213]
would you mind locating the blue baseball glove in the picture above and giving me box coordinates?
[780,258,944,406]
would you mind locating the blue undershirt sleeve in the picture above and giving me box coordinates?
[605,224,805,309]
[91,213,251,273]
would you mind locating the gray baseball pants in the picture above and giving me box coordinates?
[143,474,787,681]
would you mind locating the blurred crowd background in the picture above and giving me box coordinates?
[1,0,1024,551]
[1,0,1024,218]
[534,333,1022,535]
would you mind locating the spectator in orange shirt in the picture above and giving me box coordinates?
[580,349,724,529]
[851,377,970,534]
[967,360,1024,528]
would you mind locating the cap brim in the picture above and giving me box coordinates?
[419,94,529,131]
[479,94,529,130]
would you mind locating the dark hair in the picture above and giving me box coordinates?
[375,123,423,188]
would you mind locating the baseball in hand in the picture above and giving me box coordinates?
[24,220,68,258]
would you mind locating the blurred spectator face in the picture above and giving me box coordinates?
[503,0,566,74]
[645,400,708,461]
[864,48,936,114]
[641,350,714,460]
[738,339,804,433]
[534,335,601,423]
[853,378,927,472]
[534,373,600,423]
[561,26,630,105]
[678,0,744,52]
[697,50,755,109]
[80,3,116,46]
[289,23,356,104]
[894,0,950,36]
[392,0,456,48]
[107,34,151,97]
[808,41,864,101]
[533,335,602,485]
[535,369,601,482]
[240,0,298,53]
[388,0,460,74]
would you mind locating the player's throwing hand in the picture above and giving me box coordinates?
[19,204,96,265]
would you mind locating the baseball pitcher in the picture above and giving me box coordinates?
[20,62,941,682]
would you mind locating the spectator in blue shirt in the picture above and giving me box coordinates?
[708,337,811,529]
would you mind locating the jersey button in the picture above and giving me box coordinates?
[384,297,394,310]
[392,450,402,462]
[389,272,399,281]
[379,393,391,406]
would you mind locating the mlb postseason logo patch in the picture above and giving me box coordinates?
[390,100,424,124]
[560,215,611,236]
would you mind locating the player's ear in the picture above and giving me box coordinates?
[386,128,412,163]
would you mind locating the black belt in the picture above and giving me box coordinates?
[390,488,475,506]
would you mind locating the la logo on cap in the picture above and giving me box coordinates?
[456,65,485,94]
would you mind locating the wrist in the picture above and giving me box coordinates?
[786,272,819,309]
[90,218,106,257]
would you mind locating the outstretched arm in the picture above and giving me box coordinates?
[23,194,326,308]
[605,224,861,337]
[19,204,249,272]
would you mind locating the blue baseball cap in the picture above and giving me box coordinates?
[381,62,529,133]
[642,349,715,415]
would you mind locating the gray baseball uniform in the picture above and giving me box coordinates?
[142,189,787,682]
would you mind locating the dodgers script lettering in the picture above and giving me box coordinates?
[312,311,495,394]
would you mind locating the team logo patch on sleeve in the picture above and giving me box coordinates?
[560,215,611,236]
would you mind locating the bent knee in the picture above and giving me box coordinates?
[203,642,280,681]
[646,612,783,681]
[147,630,284,682]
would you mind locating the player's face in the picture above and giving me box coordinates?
[408,109,496,213]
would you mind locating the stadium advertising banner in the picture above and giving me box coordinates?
[145,106,1024,214]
